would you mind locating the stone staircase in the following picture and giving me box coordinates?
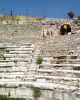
[0,43,36,84]
[35,50,80,91]
[0,41,80,99]
[1,42,80,90]
[0,22,80,99]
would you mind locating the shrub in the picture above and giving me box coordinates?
[36,56,43,65]
[32,87,42,99]
[0,95,25,100]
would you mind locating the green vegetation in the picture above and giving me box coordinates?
[0,54,6,60]
[32,87,42,100]
[0,48,6,60]
[0,95,25,100]
[36,56,43,65]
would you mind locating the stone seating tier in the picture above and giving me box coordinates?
[0,62,14,67]
[0,43,35,86]
[4,54,32,57]
[5,58,32,62]
[0,81,78,91]
[0,60,32,62]
[6,51,33,54]
[39,64,80,68]
[38,69,80,74]
[0,42,80,94]
[0,67,30,72]
[36,75,80,81]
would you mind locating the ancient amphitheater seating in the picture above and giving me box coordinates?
[0,43,35,83]
[35,50,80,90]
[0,22,80,99]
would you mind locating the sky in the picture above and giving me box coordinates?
[0,0,80,18]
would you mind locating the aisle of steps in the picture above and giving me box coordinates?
[0,43,36,85]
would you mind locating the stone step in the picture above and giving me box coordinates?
[50,59,80,64]
[0,67,28,72]
[0,81,78,90]
[4,53,33,57]
[52,59,80,61]
[39,64,80,68]
[7,50,33,54]
[0,75,35,80]
[4,54,32,58]
[0,62,14,67]
[36,75,80,81]
[0,71,24,74]
[0,74,34,79]
[0,60,32,62]
[0,72,24,74]
[0,74,24,78]
[23,77,35,81]
[6,58,32,62]
[0,70,25,73]
[0,79,19,82]
[52,55,78,59]
[0,43,33,48]
[6,48,34,51]
[38,69,80,74]
[42,54,78,58]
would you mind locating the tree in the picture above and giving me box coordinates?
[67,11,75,19]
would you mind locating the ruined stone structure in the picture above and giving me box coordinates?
[0,41,80,100]
[0,18,79,100]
